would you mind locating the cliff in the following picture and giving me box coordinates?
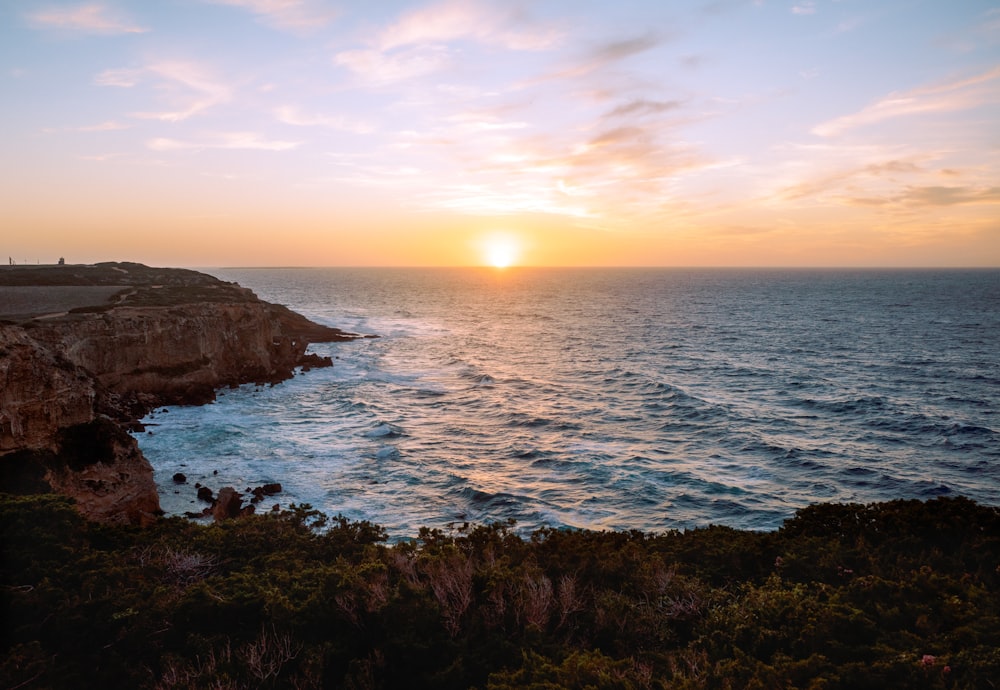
[0,262,363,524]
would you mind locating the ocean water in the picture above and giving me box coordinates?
[140,268,1000,536]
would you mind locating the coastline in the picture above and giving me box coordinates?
[0,262,367,524]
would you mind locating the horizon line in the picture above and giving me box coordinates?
[5,262,999,270]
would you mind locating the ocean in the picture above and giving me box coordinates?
[139,268,1000,537]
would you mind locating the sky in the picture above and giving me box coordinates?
[1,0,998,267]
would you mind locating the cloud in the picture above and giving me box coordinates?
[202,0,338,31]
[26,3,148,35]
[275,106,374,133]
[406,97,710,223]
[771,144,1000,214]
[315,162,427,190]
[78,152,126,162]
[94,67,143,87]
[773,150,928,203]
[984,8,1000,32]
[445,112,529,133]
[376,0,562,52]
[898,186,1000,207]
[147,132,301,151]
[94,62,231,121]
[424,183,595,218]
[129,61,233,122]
[865,160,922,176]
[813,65,1000,136]
[842,185,1000,208]
[591,33,662,64]
[605,99,682,119]
[524,32,669,86]
[334,0,561,84]
[834,16,865,34]
[334,45,453,84]
[79,120,130,132]
[791,1,817,16]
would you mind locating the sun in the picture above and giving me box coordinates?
[481,234,520,268]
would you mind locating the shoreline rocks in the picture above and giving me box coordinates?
[183,482,282,521]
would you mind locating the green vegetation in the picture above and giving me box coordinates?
[2,495,997,689]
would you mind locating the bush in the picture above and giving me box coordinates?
[1,495,997,689]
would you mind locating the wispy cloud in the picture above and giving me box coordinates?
[896,185,1000,207]
[202,0,338,31]
[26,3,148,35]
[80,120,131,132]
[791,1,817,16]
[376,0,562,52]
[984,8,1000,33]
[316,162,427,190]
[94,67,143,87]
[813,65,1000,137]
[843,186,1000,208]
[444,110,529,133]
[275,106,374,133]
[591,33,663,64]
[334,45,452,84]
[147,132,301,151]
[129,61,233,122]
[399,95,710,223]
[78,152,126,162]
[335,0,561,83]
[605,99,682,119]
[522,32,668,86]
[773,149,929,203]
[423,182,595,218]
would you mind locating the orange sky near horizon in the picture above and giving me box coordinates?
[2,1,998,268]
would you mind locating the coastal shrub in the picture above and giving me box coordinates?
[1,494,998,689]
[485,649,658,689]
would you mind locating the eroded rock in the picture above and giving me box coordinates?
[211,487,243,521]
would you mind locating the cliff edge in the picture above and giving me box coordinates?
[0,262,363,524]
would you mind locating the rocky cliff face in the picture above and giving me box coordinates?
[0,322,163,525]
[0,262,362,525]
[0,326,95,453]
[29,299,330,409]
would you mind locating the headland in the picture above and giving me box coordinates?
[0,261,365,524]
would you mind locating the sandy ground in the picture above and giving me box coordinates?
[0,286,124,320]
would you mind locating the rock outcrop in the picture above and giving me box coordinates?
[0,262,364,524]
[0,325,95,453]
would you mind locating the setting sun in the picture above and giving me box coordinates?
[482,234,520,268]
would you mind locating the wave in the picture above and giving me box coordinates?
[142,267,1000,536]
[365,422,406,439]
